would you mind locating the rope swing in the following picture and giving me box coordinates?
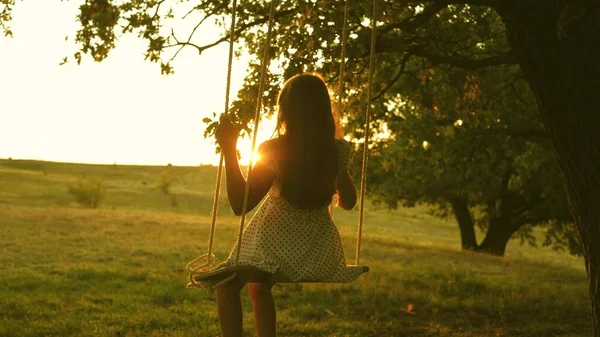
[356,0,378,266]
[185,0,240,287]
[187,0,378,289]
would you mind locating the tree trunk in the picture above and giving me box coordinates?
[450,198,478,250]
[498,1,600,335]
[476,218,518,256]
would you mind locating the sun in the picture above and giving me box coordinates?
[250,151,262,166]
[235,117,277,167]
[236,140,263,167]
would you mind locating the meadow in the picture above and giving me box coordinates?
[0,158,591,337]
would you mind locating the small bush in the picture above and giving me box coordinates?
[158,173,174,195]
[158,166,178,207]
[158,166,177,195]
[68,176,106,208]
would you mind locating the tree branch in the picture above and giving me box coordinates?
[410,47,517,69]
[380,3,449,34]
[168,11,212,61]
[481,74,523,110]
[376,33,518,69]
[152,0,165,19]
[371,53,413,101]
[165,8,295,56]
[167,3,229,60]
[486,128,548,140]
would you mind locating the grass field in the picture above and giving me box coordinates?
[0,158,591,337]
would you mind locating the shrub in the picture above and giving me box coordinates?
[157,165,179,207]
[158,165,177,195]
[158,172,174,195]
[68,176,106,208]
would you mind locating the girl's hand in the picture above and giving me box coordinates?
[215,115,239,150]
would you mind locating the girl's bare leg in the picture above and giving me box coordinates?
[248,282,276,337]
[216,279,245,337]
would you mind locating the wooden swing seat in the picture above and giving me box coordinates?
[188,264,369,289]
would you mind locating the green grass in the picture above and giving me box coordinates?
[0,159,591,336]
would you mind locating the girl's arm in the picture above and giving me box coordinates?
[336,170,357,210]
[217,117,275,216]
[335,141,357,210]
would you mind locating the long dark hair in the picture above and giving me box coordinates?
[275,73,339,209]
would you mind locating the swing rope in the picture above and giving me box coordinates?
[338,0,350,117]
[330,0,350,217]
[234,0,278,266]
[186,0,238,284]
[209,0,238,265]
[187,0,278,288]
[356,0,377,265]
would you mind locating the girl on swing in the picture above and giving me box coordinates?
[215,73,366,337]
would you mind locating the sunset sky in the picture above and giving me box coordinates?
[0,0,275,166]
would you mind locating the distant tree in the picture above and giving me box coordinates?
[368,89,573,256]
[354,53,575,256]
[2,0,599,334]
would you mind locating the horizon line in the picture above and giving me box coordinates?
[0,157,223,168]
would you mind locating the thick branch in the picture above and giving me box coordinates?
[486,128,548,140]
[377,35,517,69]
[409,47,517,69]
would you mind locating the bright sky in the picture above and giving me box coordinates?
[0,0,276,166]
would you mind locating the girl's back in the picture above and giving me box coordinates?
[258,136,349,209]
[270,73,340,209]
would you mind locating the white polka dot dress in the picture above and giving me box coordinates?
[224,139,366,283]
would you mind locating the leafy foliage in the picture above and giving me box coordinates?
[0,0,14,37]
[66,0,173,71]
